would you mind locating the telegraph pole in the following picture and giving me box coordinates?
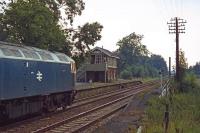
[167,17,186,82]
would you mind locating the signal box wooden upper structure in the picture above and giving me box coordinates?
[77,47,119,83]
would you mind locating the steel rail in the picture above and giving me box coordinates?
[74,80,157,103]
[70,81,156,109]
[33,83,158,133]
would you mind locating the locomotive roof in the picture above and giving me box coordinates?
[0,41,74,64]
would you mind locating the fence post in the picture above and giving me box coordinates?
[164,104,169,133]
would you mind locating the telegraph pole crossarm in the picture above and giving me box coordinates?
[167,17,186,84]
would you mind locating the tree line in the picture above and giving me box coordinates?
[115,32,168,79]
[189,62,200,77]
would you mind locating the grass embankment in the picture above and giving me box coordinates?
[143,79,200,132]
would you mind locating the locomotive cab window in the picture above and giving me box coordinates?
[56,55,69,62]
[38,52,53,60]
[22,50,40,59]
[1,48,23,57]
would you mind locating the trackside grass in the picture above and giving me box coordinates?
[143,78,200,132]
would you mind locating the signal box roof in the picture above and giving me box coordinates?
[91,47,119,59]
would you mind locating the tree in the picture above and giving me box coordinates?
[149,54,168,74]
[179,49,188,70]
[116,32,167,79]
[73,22,103,54]
[70,22,103,68]
[190,62,200,76]
[0,0,70,52]
[116,33,149,70]
[0,14,7,41]
[39,0,85,25]
[120,69,132,79]
[0,0,103,56]
[117,32,149,57]
[178,49,188,92]
[179,49,188,81]
[1,0,85,25]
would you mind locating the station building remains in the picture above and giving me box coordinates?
[77,47,119,83]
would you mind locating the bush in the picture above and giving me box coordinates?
[120,69,132,79]
[181,72,199,92]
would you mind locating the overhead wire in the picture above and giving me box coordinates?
[170,0,176,17]
[174,0,179,17]
[176,0,180,17]
[150,0,165,23]
[178,0,181,17]
[163,0,175,20]
[159,0,171,22]
[179,0,183,17]
[151,0,184,21]
[174,0,178,17]
[151,0,177,65]
[160,0,168,20]
[180,0,183,18]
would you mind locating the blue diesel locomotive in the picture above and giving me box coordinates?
[0,41,76,122]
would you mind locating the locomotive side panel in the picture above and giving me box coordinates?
[35,61,55,94]
[1,58,74,100]
[23,60,41,96]
[36,62,73,95]
[56,64,73,92]
[1,59,46,100]
[1,59,26,100]
[0,59,2,100]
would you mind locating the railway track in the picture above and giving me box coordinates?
[33,87,153,133]
[34,96,130,133]
[0,80,159,133]
[74,80,142,100]
[73,81,149,107]
[0,81,141,129]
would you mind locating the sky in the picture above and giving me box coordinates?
[73,0,200,67]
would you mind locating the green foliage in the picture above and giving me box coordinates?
[73,22,103,53]
[117,33,148,69]
[189,62,200,77]
[179,49,188,70]
[0,0,70,53]
[72,52,91,68]
[181,72,199,92]
[179,49,188,86]
[71,22,103,68]
[1,0,85,25]
[0,15,7,40]
[0,0,103,58]
[116,32,168,79]
[148,54,168,74]
[120,69,132,79]
[145,75,200,132]
[40,0,85,24]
